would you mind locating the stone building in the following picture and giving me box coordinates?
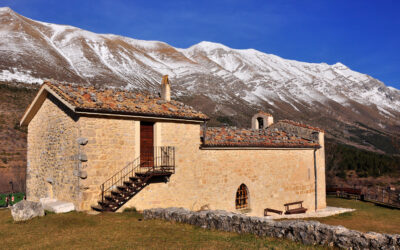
[20,76,326,216]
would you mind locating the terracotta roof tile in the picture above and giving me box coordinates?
[277,120,324,132]
[202,127,320,148]
[44,81,208,121]
[256,110,273,116]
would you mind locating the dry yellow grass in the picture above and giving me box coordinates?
[0,208,325,250]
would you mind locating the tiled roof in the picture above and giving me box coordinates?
[202,127,320,148]
[277,120,325,132]
[44,81,208,121]
[256,111,273,117]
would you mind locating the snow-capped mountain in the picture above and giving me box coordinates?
[1,7,399,153]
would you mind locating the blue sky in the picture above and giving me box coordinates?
[2,0,400,89]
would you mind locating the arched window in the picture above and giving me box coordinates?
[256,117,264,129]
[235,184,249,209]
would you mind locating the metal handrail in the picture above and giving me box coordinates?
[100,146,175,205]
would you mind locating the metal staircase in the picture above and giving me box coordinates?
[92,146,175,212]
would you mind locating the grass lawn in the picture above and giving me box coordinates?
[308,196,400,234]
[0,208,324,250]
[1,197,398,249]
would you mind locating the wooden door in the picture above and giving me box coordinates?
[140,122,154,167]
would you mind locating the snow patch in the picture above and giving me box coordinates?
[0,7,12,13]
[0,69,42,84]
[188,41,230,51]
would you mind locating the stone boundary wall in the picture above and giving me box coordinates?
[143,207,400,249]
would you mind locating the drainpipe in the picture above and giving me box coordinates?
[202,121,207,145]
[313,148,318,211]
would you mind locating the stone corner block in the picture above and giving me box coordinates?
[78,154,88,162]
[41,199,75,213]
[73,170,88,179]
[77,137,88,145]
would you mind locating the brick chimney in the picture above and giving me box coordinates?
[161,75,171,101]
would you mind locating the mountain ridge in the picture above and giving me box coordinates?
[0,7,399,155]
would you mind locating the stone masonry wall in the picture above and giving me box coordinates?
[196,148,324,216]
[316,132,326,210]
[27,95,80,204]
[26,96,326,214]
[124,121,202,210]
[122,122,326,217]
[77,117,137,210]
[144,207,400,249]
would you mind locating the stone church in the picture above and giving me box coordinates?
[20,76,326,216]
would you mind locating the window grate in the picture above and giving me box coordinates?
[235,184,249,209]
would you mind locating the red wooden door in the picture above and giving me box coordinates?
[140,122,154,167]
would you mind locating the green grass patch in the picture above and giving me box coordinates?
[0,209,326,249]
[306,197,400,234]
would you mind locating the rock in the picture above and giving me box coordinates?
[11,200,45,221]
[40,198,75,213]
[116,95,124,102]
[90,93,97,102]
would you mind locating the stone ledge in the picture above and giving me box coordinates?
[143,207,400,249]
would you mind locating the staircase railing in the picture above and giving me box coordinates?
[136,146,176,174]
[100,146,175,205]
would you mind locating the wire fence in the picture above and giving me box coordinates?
[327,185,400,209]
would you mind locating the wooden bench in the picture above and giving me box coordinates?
[264,208,283,216]
[284,201,307,215]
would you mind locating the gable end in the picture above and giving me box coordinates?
[20,85,77,126]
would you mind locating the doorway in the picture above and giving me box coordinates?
[140,122,154,167]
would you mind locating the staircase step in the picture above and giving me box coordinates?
[93,159,175,212]
[129,176,140,181]
[123,181,133,186]
[98,201,111,207]
[117,185,128,191]
[105,195,122,202]
[105,195,114,201]
[113,188,133,197]
[111,191,123,197]
[99,200,119,207]
[91,205,105,212]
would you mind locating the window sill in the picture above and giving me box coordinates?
[236,208,251,214]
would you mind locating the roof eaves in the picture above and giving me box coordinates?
[201,143,321,149]
[75,107,209,122]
